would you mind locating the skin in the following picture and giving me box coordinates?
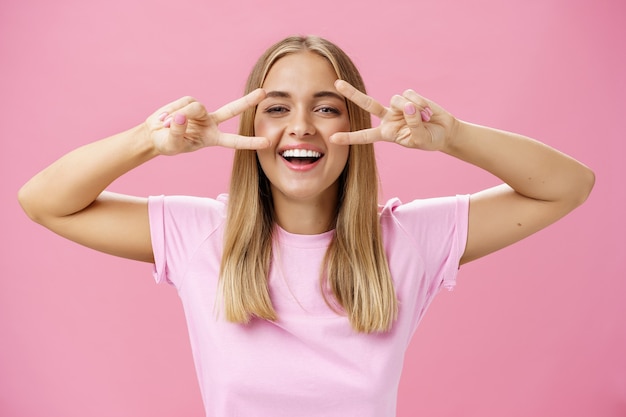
[255,52,351,234]
[17,51,595,267]
[331,80,595,263]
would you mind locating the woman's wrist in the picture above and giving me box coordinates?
[439,117,465,155]
[129,122,162,160]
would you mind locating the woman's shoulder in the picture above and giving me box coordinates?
[148,193,228,234]
[379,195,470,222]
[150,193,228,212]
[379,194,470,245]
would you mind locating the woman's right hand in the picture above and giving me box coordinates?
[146,89,269,156]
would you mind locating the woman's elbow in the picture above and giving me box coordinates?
[18,181,46,224]
[569,165,595,208]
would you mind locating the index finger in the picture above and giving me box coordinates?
[212,88,266,124]
[330,127,384,145]
[151,96,198,119]
[335,80,387,119]
[214,132,270,150]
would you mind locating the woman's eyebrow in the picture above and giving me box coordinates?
[264,91,344,101]
[313,91,344,101]
[265,91,290,98]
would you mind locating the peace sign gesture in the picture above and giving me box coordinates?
[146,89,270,156]
[330,80,457,152]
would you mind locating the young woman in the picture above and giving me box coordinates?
[18,36,594,416]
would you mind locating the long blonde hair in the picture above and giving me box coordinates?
[220,35,397,333]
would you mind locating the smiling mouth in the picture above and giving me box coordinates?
[280,149,323,165]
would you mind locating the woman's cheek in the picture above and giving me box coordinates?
[254,118,283,143]
[324,117,351,137]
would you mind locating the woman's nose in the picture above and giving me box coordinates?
[288,109,316,138]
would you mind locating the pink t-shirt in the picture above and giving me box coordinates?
[149,194,469,417]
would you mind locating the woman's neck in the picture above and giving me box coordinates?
[271,192,338,235]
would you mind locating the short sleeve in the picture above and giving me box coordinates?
[149,195,167,284]
[148,194,227,288]
[381,195,470,292]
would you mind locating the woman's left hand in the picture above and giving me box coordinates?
[331,80,457,151]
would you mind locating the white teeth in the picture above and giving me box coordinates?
[281,149,322,158]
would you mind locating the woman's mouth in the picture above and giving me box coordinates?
[280,149,323,166]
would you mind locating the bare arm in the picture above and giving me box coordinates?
[18,92,269,263]
[442,121,594,264]
[332,80,595,264]
[18,124,158,262]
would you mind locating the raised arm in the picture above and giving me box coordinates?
[442,120,594,263]
[332,80,595,265]
[18,92,269,263]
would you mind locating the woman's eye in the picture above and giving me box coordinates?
[316,106,340,115]
[266,106,288,114]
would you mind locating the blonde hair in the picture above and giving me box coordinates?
[220,35,397,333]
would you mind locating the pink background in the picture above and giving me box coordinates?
[1,0,624,415]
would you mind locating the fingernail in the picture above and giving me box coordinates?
[404,103,416,115]
[426,107,433,117]
[158,112,169,121]
[163,117,173,128]
[174,114,186,125]
[420,110,431,122]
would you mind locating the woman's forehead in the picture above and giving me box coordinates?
[262,52,339,92]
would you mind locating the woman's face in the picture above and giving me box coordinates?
[255,52,351,207]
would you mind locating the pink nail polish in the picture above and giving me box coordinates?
[174,114,186,125]
[426,107,433,117]
[420,110,431,122]
[158,112,168,121]
[163,117,173,128]
[404,103,416,115]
